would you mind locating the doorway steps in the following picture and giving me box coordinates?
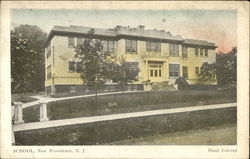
[151,81,177,91]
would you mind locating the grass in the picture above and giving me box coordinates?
[15,107,237,145]
[22,89,236,123]
[12,96,38,103]
[110,123,237,145]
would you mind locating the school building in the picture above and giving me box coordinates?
[44,25,217,95]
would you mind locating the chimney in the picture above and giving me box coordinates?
[137,25,145,30]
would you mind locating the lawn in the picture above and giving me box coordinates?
[109,123,237,145]
[22,88,236,123]
[12,96,38,103]
[15,107,236,145]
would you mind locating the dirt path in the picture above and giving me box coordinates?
[111,123,237,145]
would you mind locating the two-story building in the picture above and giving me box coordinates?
[44,25,217,95]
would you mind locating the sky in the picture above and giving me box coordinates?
[11,9,237,53]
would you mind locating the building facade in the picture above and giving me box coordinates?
[45,25,217,95]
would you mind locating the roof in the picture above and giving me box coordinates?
[45,25,216,48]
[184,39,216,47]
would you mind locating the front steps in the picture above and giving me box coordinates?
[151,81,177,91]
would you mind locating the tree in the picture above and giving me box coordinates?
[216,47,237,86]
[11,30,38,96]
[11,25,47,95]
[74,29,114,102]
[200,47,237,87]
[199,62,217,84]
[111,56,140,92]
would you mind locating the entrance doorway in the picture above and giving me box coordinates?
[148,62,163,82]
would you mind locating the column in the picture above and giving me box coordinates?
[39,100,49,122]
[14,102,24,124]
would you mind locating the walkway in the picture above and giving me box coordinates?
[24,90,145,108]
[13,102,236,132]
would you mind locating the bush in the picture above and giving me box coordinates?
[175,77,189,90]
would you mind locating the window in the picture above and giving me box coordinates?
[76,37,84,46]
[68,36,75,47]
[155,70,158,77]
[146,41,161,52]
[46,43,51,58]
[200,48,204,56]
[182,46,188,58]
[205,49,208,57]
[69,61,81,72]
[76,62,81,72]
[195,48,199,56]
[47,65,51,80]
[109,40,114,53]
[125,39,137,54]
[169,44,179,56]
[150,70,153,77]
[69,61,76,72]
[102,40,115,53]
[169,64,180,78]
[182,66,188,79]
[126,62,139,71]
[126,62,139,77]
[195,67,199,75]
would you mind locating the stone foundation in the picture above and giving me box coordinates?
[45,84,144,96]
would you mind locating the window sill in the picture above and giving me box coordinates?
[168,77,179,79]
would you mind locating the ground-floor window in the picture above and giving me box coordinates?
[169,64,180,78]
[195,67,200,75]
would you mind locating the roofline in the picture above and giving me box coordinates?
[44,26,216,48]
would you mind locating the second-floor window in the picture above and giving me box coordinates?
[68,36,75,47]
[69,61,81,72]
[103,40,115,53]
[125,39,137,54]
[200,48,204,56]
[195,48,199,56]
[76,37,84,46]
[169,44,179,57]
[146,41,161,52]
[182,46,188,58]
[46,42,51,58]
[47,65,51,80]
[205,49,208,57]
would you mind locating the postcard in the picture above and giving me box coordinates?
[0,1,249,159]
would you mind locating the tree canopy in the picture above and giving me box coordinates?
[111,56,140,92]
[216,47,237,86]
[11,25,47,95]
[74,30,140,93]
[74,33,113,91]
[199,62,217,84]
[199,47,237,87]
